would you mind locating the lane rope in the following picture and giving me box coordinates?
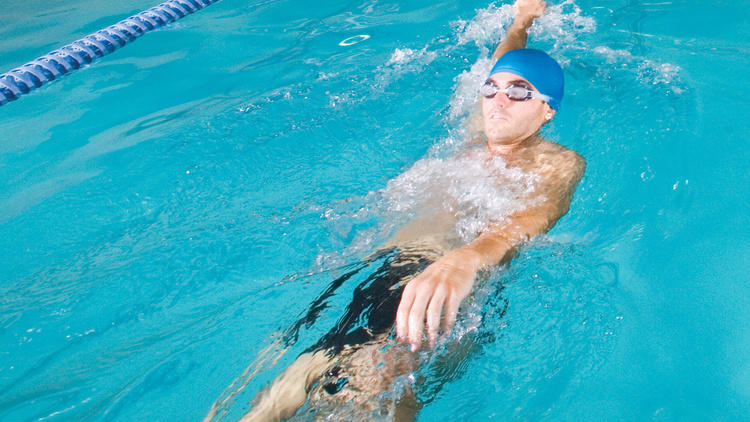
[0,0,221,107]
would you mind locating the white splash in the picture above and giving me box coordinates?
[593,45,681,86]
[375,47,438,88]
[382,148,540,241]
[453,3,515,51]
[452,0,596,54]
[530,0,597,52]
[448,57,493,121]
[318,148,540,262]
[592,45,633,62]
[385,47,437,66]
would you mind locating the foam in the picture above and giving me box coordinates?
[453,3,515,52]
[320,148,541,261]
[448,57,494,121]
[529,0,597,52]
[375,47,438,88]
[593,45,682,86]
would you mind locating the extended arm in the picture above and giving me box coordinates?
[466,0,547,141]
[492,0,546,59]
[396,151,584,351]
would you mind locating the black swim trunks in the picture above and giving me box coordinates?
[280,247,436,356]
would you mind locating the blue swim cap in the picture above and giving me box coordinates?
[489,49,564,110]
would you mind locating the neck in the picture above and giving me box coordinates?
[485,132,541,156]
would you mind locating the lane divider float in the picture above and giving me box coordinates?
[0,0,221,107]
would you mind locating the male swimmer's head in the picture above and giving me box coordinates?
[480,48,564,150]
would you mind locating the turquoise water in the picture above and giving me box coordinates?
[1,0,749,420]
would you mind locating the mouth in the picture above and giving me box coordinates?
[488,112,508,121]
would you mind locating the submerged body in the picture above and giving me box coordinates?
[228,0,585,420]
[238,140,583,421]
[240,248,437,421]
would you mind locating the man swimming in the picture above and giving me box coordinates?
[226,0,585,419]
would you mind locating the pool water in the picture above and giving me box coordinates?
[1,0,749,420]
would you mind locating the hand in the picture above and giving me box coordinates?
[395,249,480,351]
[513,0,546,24]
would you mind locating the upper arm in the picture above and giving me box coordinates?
[491,28,528,60]
[492,150,585,243]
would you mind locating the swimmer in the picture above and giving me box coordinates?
[212,0,585,420]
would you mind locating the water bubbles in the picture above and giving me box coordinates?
[452,3,515,51]
[592,45,683,89]
[320,149,541,261]
[448,57,493,121]
[593,45,633,63]
[637,60,681,85]
[380,148,541,242]
[374,47,438,89]
[530,0,597,51]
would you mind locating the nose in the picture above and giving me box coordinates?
[492,91,512,108]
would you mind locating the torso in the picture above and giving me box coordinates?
[386,135,583,252]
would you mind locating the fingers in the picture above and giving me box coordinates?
[397,272,444,352]
[407,287,431,351]
[396,282,416,342]
[443,294,462,334]
[426,287,447,348]
[396,258,475,352]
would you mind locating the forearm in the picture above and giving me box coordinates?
[492,0,546,59]
[451,231,516,274]
[492,19,533,59]
[454,205,560,273]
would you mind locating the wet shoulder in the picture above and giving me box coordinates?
[537,139,584,168]
[533,140,585,191]
[538,140,584,165]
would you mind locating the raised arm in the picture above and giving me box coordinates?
[396,150,584,351]
[492,0,546,59]
[466,0,547,142]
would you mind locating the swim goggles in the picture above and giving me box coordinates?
[480,79,552,103]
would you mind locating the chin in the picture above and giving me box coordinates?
[484,125,508,138]
[484,129,514,144]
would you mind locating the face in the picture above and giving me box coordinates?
[481,72,554,148]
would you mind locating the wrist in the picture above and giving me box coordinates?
[511,18,534,31]
[464,233,515,269]
[446,248,483,272]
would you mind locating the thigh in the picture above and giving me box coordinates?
[305,340,420,420]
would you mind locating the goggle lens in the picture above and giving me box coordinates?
[505,85,531,101]
[480,80,550,103]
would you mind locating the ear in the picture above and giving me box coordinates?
[544,103,556,121]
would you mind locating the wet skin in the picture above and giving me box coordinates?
[395,70,582,352]
[232,0,586,420]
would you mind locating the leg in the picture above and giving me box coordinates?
[240,350,332,422]
[393,388,420,422]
